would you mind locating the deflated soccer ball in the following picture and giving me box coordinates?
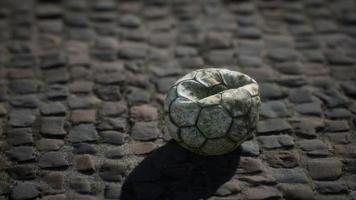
[164,68,260,156]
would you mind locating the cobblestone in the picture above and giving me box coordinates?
[0,0,355,199]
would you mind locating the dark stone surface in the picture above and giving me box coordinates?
[39,152,69,169]
[68,124,99,143]
[307,158,343,181]
[11,182,40,200]
[1,0,356,199]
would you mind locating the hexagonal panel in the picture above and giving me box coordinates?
[174,71,197,85]
[228,118,250,142]
[164,115,180,142]
[195,69,221,87]
[197,105,232,138]
[170,97,201,126]
[180,127,206,149]
[164,86,177,112]
[208,84,228,96]
[221,88,252,117]
[177,80,208,101]
[201,138,236,155]
[198,93,221,107]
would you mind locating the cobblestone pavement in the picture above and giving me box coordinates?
[0,0,356,199]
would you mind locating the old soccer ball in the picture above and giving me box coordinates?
[164,68,260,156]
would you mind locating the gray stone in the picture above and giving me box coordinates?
[8,110,36,127]
[326,120,350,132]
[7,146,36,162]
[94,85,122,101]
[45,84,69,99]
[99,161,126,181]
[105,184,121,199]
[36,139,64,151]
[260,100,291,118]
[295,102,322,117]
[7,128,33,146]
[126,86,151,104]
[40,52,66,69]
[238,27,261,39]
[242,186,282,200]
[206,50,235,66]
[105,148,125,159]
[241,141,260,156]
[238,157,266,174]
[307,158,342,180]
[131,121,160,141]
[316,195,349,200]
[293,121,317,138]
[297,139,330,156]
[44,172,65,191]
[43,68,69,83]
[100,131,127,145]
[10,95,39,108]
[40,117,66,136]
[327,132,351,144]
[277,183,315,200]
[274,62,303,75]
[315,181,348,194]
[11,182,40,200]
[39,152,69,169]
[70,177,91,193]
[175,46,198,57]
[268,48,299,62]
[326,108,352,119]
[118,42,148,59]
[205,32,232,49]
[69,124,98,143]
[40,102,66,116]
[95,71,125,85]
[130,104,158,122]
[260,83,287,100]
[9,80,38,94]
[257,135,294,149]
[8,165,36,180]
[73,143,96,155]
[314,89,348,108]
[257,119,292,134]
[97,117,128,131]
[74,154,95,173]
[271,168,309,183]
[341,81,356,97]
[215,180,241,196]
[68,95,101,109]
[263,150,299,168]
[99,101,127,117]
[155,77,177,93]
[289,88,313,103]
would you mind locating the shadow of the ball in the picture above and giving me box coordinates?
[120,140,241,200]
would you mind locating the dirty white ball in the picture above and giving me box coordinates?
[164,68,260,156]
